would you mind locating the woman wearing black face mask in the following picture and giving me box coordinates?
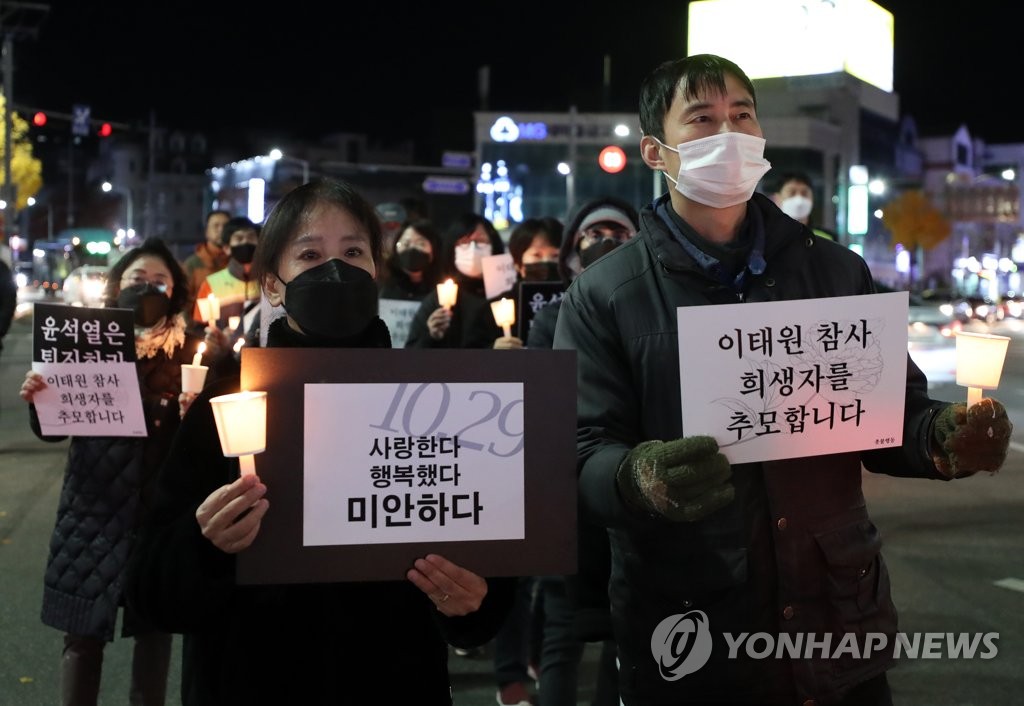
[489,217,563,352]
[124,178,515,706]
[18,237,207,706]
[379,220,443,301]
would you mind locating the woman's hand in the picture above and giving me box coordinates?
[19,371,47,403]
[493,335,523,350]
[178,392,198,419]
[195,474,269,554]
[427,307,452,341]
[406,553,488,617]
[203,326,232,360]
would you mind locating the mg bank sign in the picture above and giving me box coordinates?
[489,116,547,142]
[488,115,628,144]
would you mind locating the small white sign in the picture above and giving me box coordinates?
[677,292,909,464]
[30,361,147,437]
[483,253,517,299]
[378,298,422,349]
[303,382,525,546]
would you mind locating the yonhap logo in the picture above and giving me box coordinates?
[651,610,713,680]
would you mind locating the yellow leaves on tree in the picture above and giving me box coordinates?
[881,190,951,252]
[0,93,43,209]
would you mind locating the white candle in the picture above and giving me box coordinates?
[490,297,515,338]
[207,294,221,323]
[436,279,458,309]
[209,390,268,477]
[192,341,207,367]
[955,331,1010,406]
[233,337,245,353]
[228,315,241,331]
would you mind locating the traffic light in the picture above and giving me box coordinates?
[32,111,47,127]
[97,122,112,138]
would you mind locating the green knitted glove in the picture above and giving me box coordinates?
[616,436,734,522]
[932,398,1013,478]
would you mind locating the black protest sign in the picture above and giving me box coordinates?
[33,302,136,363]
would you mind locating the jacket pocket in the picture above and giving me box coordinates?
[813,519,882,624]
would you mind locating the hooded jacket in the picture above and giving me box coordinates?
[552,192,950,705]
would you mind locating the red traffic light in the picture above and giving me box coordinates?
[32,111,47,127]
[97,122,112,137]
[598,146,627,174]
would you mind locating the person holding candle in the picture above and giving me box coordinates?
[192,216,261,337]
[552,54,1013,706]
[18,237,207,706]
[125,178,514,705]
[405,212,508,349]
[490,217,563,353]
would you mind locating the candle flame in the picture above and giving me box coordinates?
[233,338,245,353]
[197,341,207,356]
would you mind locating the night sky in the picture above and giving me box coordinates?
[9,1,1019,161]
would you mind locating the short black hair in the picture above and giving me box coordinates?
[221,216,259,245]
[771,170,813,194]
[639,54,757,141]
[507,218,562,266]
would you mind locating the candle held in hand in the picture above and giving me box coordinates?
[490,297,515,338]
[436,279,458,309]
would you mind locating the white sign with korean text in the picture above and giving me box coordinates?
[30,362,148,437]
[483,252,517,299]
[303,382,525,546]
[377,298,422,349]
[677,292,909,464]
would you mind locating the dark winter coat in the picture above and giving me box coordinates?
[33,326,202,641]
[125,316,514,706]
[404,273,503,349]
[553,192,952,706]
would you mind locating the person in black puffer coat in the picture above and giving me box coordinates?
[19,237,209,706]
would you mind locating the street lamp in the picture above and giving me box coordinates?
[101,181,133,232]
[269,148,310,184]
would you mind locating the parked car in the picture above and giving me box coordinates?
[62,265,109,307]
[958,293,1007,323]
[907,290,962,346]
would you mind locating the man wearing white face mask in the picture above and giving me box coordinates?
[772,170,838,241]
[552,54,1011,706]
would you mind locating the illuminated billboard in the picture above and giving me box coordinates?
[687,0,894,92]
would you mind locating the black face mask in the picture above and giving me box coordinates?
[521,261,560,282]
[117,283,171,328]
[397,248,431,274]
[578,239,621,269]
[231,243,257,265]
[281,259,379,339]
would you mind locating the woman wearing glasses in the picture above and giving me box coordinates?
[18,237,209,706]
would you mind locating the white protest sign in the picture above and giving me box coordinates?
[30,362,147,436]
[377,298,422,349]
[677,292,909,464]
[302,382,525,546]
[483,252,517,299]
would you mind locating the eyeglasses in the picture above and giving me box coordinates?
[121,275,169,292]
[578,224,633,246]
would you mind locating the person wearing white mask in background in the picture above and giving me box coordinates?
[771,170,838,241]
[405,212,508,348]
[552,53,1011,706]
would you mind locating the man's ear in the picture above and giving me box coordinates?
[640,135,666,171]
[264,272,283,306]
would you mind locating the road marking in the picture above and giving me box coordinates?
[1009,441,1024,454]
[994,578,1024,594]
